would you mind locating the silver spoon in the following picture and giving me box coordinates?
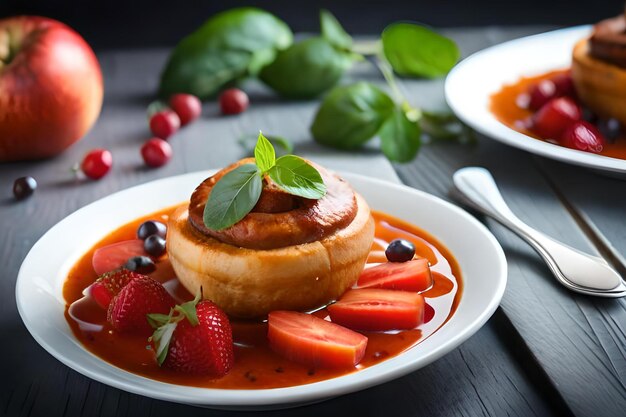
[452,167,626,298]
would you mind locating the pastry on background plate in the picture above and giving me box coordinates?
[572,9,626,125]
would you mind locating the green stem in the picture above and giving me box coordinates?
[351,39,381,56]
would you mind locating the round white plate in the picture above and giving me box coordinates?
[16,171,506,410]
[446,26,626,175]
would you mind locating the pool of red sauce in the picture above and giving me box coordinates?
[63,205,462,389]
[490,68,626,160]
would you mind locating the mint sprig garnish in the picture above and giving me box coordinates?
[203,132,327,231]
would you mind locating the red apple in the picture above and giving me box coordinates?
[0,16,103,161]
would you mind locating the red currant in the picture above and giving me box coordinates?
[219,88,249,115]
[81,149,112,180]
[169,94,202,126]
[551,72,576,98]
[531,97,581,140]
[149,110,180,139]
[528,79,557,111]
[141,138,172,168]
[560,121,605,154]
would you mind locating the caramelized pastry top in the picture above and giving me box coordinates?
[589,14,626,68]
[188,158,358,249]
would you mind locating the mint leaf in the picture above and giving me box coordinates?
[269,156,326,199]
[203,164,263,230]
[378,108,421,162]
[382,23,459,78]
[320,9,352,50]
[254,132,275,173]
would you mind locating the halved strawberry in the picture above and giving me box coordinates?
[267,310,368,369]
[92,239,147,275]
[328,288,425,331]
[357,258,433,292]
[107,276,175,335]
[149,296,234,376]
[88,269,143,309]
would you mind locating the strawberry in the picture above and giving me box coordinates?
[107,276,175,335]
[88,269,143,309]
[149,296,234,376]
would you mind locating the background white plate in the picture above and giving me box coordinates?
[446,26,626,176]
[16,171,507,410]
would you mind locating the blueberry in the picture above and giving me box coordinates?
[385,239,416,263]
[124,256,156,274]
[137,220,167,240]
[144,235,166,257]
[13,176,37,200]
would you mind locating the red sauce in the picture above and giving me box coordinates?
[490,69,626,160]
[63,206,462,389]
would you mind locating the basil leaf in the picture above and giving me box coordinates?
[382,23,459,78]
[269,156,326,199]
[320,9,352,50]
[203,164,263,230]
[260,37,353,99]
[159,8,293,98]
[378,108,421,163]
[238,134,293,156]
[311,82,395,149]
[254,132,275,173]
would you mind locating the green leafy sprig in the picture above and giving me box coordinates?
[148,293,202,366]
[202,132,326,231]
[158,7,469,162]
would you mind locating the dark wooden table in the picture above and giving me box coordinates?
[2,27,626,417]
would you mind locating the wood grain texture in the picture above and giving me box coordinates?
[0,26,609,417]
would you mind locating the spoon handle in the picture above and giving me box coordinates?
[452,167,621,292]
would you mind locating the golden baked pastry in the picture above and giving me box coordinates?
[167,158,375,318]
[572,14,626,124]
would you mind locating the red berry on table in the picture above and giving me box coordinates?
[141,138,172,168]
[88,269,143,309]
[13,176,37,200]
[150,110,180,139]
[528,79,557,111]
[531,97,581,140]
[560,121,605,154]
[81,148,112,180]
[169,94,202,126]
[219,88,249,115]
[151,298,234,376]
[107,276,175,335]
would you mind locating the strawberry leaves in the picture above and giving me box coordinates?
[148,293,202,366]
[203,132,327,230]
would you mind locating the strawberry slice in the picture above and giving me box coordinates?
[267,311,368,369]
[328,288,425,331]
[357,258,433,292]
[107,276,175,335]
[88,269,143,309]
[92,239,147,275]
[149,296,234,376]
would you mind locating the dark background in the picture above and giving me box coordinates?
[0,0,624,50]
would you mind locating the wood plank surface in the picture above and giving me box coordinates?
[0,26,622,417]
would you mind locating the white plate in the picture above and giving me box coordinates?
[446,26,626,176]
[16,171,506,410]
